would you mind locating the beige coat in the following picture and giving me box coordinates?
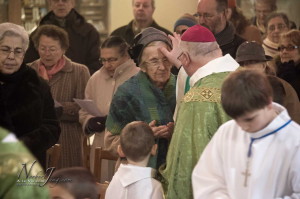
[79,59,139,182]
[29,56,90,168]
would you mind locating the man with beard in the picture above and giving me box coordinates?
[196,0,244,59]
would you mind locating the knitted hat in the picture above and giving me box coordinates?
[181,25,216,42]
[128,27,172,65]
[173,14,198,32]
[236,41,273,63]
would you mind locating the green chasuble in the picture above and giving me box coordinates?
[106,71,176,170]
[0,128,50,199]
[160,72,231,199]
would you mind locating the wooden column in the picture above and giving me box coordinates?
[8,0,22,25]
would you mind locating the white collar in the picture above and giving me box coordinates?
[118,164,154,187]
[248,103,291,139]
[190,54,239,87]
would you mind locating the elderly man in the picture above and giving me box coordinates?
[159,25,239,199]
[250,0,297,35]
[110,0,171,45]
[24,0,100,74]
[197,0,244,58]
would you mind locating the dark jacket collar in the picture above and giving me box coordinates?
[40,9,91,36]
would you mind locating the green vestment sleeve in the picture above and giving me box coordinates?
[0,127,50,199]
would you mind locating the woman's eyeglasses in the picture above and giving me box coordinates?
[0,46,24,58]
[278,45,299,52]
[99,57,118,64]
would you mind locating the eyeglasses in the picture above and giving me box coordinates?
[278,45,299,52]
[268,24,287,32]
[0,46,24,58]
[38,46,59,54]
[194,12,215,20]
[143,57,171,69]
[254,9,272,15]
[100,57,118,64]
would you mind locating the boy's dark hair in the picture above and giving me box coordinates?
[120,121,155,162]
[221,69,273,118]
[32,24,69,50]
[50,167,98,199]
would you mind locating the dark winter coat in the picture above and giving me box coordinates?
[110,20,172,45]
[0,64,60,168]
[277,60,300,101]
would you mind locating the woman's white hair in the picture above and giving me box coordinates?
[0,23,29,51]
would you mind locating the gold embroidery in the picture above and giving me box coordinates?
[183,87,221,103]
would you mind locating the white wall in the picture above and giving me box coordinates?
[108,0,198,34]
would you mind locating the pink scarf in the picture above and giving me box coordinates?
[38,56,66,80]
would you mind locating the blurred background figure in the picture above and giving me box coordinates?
[29,24,90,168]
[173,13,198,35]
[276,30,300,100]
[250,0,296,36]
[262,13,290,59]
[250,0,277,35]
[79,36,140,182]
[24,0,100,75]
[0,22,60,168]
[48,167,99,199]
[110,0,171,45]
[227,0,262,44]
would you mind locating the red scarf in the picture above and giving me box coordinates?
[38,56,66,80]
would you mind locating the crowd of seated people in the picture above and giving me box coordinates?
[1,0,299,198]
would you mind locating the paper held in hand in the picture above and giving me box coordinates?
[73,98,102,117]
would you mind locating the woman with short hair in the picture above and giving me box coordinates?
[276,30,300,100]
[0,22,60,168]
[29,24,90,168]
